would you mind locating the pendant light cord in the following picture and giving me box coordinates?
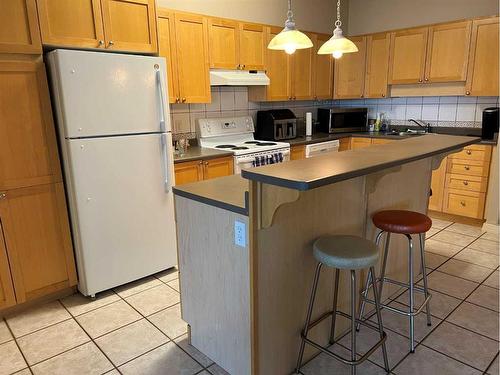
[335,0,342,27]
[287,0,293,21]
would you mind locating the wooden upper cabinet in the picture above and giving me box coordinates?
[0,183,76,304]
[466,17,499,96]
[334,36,367,99]
[37,0,105,49]
[292,33,315,100]
[364,33,390,98]
[388,27,428,84]
[0,0,42,53]
[425,21,472,83]
[314,34,334,99]
[174,12,211,103]
[0,221,16,310]
[238,22,266,70]
[157,9,179,104]
[101,0,157,53]
[0,59,61,191]
[209,18,239,69]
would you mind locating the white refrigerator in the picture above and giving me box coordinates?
[47,49,177,297]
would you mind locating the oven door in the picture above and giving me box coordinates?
[234,148,290,174]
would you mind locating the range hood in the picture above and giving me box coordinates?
[209,69,270,86]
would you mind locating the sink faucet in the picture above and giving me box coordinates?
[408,119,431,133]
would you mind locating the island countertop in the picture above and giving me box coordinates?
[241,134,480,191]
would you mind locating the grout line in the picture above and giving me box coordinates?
[483,351,499,375]
[62,291,122,318]
[7,316,74,340]
[3,317,32,375]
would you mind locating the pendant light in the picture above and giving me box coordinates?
[267,0,313,55]
[318,0,358,59]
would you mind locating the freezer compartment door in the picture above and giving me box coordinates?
[48,49,170,138]
[65,134,176,295]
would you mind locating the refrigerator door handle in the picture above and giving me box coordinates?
[155,69,168,133]
[161,134,171,192]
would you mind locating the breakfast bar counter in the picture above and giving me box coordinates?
[173,134,478,375]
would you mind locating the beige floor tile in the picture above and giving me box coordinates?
[300,345,388,375]
[446,223,485,237]
[487,355,499,375]
[95,319,168,366]
[423,322,498,371]
[455,248,500,269]
[447,302,499,341]
[103,370,120,375]
[17,319,89,365]
[437,259,492,283]
[61,291,120,317]
[424,239,463,257]
[76,300,142,338]
[484,270,499,289]
[174,334,214,368]
[0,341,27,375]
[425,227,440,239]
[393,344,481,375]
[395,289,461,319]
[369,302,441,343]
[423,252,448,269]
[431,231,476,247]
[429,218,453,230]
[481,231,500,242]
[31,342,113,375]
[113,276,163,298]
[423,271,478,299]
[0,320,12,345]
[198,371,210,375]
[6,301,71,338]
[125,284,180,316]
[148,304,187,339]
[167,279,180,292]
[118,341,202,375]
[156,268,179,283]
[468,238,499,255]
[338,324,409,369]
[12,369,31,375]
[466,285,499,312]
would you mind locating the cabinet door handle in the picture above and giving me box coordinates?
[463,180,469,186]
[418,78,423,83]
[181,98,186,103]
[0,192,6,200]
[204,161,209,166]
[464,165,470,171]
[198,161,203,165]
[424,77,429,82]
[466,91,471,95]
[98,40,104,46]
[460,201,466,207]
[382,93,385,97]
[466,150,472,155]
[293,96,296,100]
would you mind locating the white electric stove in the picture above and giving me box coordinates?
[198,116,290,173]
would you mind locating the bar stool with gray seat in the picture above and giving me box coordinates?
[357,210,433,353]
[295,235,390,375]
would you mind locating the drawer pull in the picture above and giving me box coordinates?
[460,201,466,207]
[463,180,469,186]
[466,150,472,155]
[0,193,6,200]
[464,165,470,171]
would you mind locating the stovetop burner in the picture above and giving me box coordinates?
[215,144,237,148]
[244,141,260,144]
[255,142,277,146]
[232,146,249,150]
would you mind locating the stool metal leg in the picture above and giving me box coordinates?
[419,233,432,326]
[296,263,323,373]
[371,266,390,372]
[329,269,340,344]
[406,234,415,353]
[357,231,389,331]
[350,270,357,375]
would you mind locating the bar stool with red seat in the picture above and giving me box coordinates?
[357,210,433,353]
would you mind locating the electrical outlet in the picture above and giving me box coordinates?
[234,220,246,247]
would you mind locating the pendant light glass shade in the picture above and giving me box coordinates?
[318,0,358,59]
[267,0,313,55]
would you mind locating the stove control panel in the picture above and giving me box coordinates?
[198,116,254,137]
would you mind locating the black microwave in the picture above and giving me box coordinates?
[318,107,368,133]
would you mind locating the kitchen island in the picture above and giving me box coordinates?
[173,134,479,375]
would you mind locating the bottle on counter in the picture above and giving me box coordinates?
[374,113,384,132]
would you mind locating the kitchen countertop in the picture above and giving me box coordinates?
[173,147,233,164]
[241,134,479,191]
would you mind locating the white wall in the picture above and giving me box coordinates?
[157,0,348,34]
[347,0,499,35]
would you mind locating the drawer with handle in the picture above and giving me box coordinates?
[450,145,491,162]
[444,189,485,219]
[447,159,490,177]
[446,174,488,193]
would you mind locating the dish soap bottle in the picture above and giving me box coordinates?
[374,113,382,132]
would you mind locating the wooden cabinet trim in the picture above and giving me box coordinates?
[238,22,266,70]
[157,9,180,103]
[208,17,240,69]
[0,219,16,310]
[333,36,367,99]
[0,0,42,54]
[364,33,390,98]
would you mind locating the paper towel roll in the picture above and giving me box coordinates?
[306,112,313,136]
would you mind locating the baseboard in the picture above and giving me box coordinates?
[428,210,485,226]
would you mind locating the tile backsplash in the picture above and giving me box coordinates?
[170,86,499,137]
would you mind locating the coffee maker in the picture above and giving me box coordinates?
[482,107,499,140]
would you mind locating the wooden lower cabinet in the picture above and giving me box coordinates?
[429,157,447,212]
[174,156,233,185]
[0,222,16,310]
[0,183,76,306]
[351,137,372,149]
[339,137,351,151]
[290,145,306,160]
